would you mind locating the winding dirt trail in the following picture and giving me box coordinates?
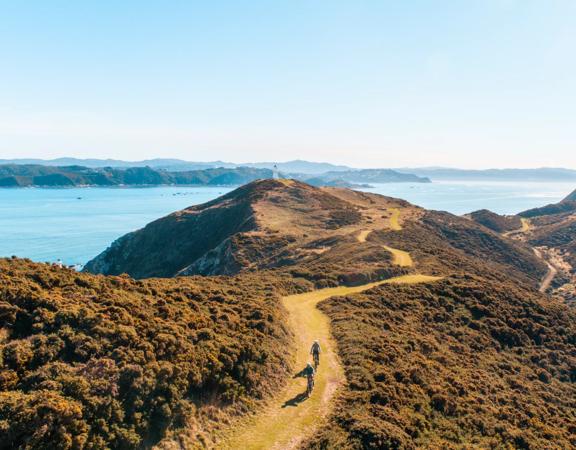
[221,274,442,450]
[520,217,531,232]
[356,207,403,244]
[533,247,558,293]
[501,218,556,292]
[503,217,531,237]
[356,229,371,243]
[389,208,402,231]
[383,245,413,267]
[539,263,557,293]
[221,209,442,449]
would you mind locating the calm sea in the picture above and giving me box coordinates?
[0,181,573,266]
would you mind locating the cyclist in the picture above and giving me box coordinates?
[303,362,315,396]
[310,340,321,368]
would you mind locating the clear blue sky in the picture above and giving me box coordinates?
[1,0,575,168]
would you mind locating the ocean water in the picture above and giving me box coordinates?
[362,181,575,216]
[0,181,573,266]
[0,186,233,266]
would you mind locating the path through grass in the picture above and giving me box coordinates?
[383,245,413,267]
[356,229,371,243]
[389,208,402,231]
[504,217,531,237]
[220,274,442,449]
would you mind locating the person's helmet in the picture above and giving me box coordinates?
[307,362,313,368]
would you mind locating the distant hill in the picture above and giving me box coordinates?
[322,168,430,184]
[467,191,576,303]
[519,189,576,218]
[516,189,576,298]
[85,179,545,285]
[399,167,576,181]
[4,158,576,180]
[563,188,576,202]
[0,162,431,187]
[0,164,272,187]
[466,209,522,233]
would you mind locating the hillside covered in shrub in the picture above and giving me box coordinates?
[306,275,576,449]
[85,180,546,289]
[466,209,522,233]
[0,258,294,449]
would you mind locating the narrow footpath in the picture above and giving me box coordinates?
[533,247,558,293]
[501,218,556,292]
[221,275,442,450]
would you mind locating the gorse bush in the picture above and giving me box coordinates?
[0,258,292,449]
[305,275,576,449]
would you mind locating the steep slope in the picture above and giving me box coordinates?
[85,180,546,289]
[84,182,260,278]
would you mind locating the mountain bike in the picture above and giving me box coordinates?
[313,351,320,369]
[306,374,315,397]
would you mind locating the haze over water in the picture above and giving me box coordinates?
[0,181,573,266]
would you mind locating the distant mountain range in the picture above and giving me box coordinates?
[0,157,226,171]
[0,165,273,187]
[0,164,429,187]
[0,158,576,183]
[397,167,576,181]
[1,158,574,181]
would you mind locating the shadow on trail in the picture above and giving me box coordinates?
[281,366,313,408]
[293,367,308,378]
[282,391,309,408]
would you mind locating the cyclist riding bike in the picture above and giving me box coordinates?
[303,362,315,397]
[310,340,321,369]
